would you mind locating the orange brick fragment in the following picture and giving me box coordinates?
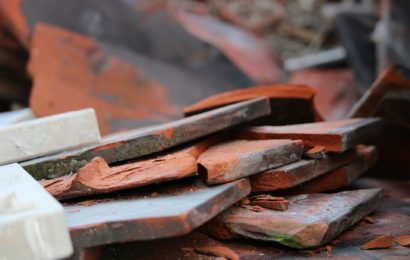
[394,235,410,247]
[361,235,392,250]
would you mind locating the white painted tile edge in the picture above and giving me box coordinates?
[0,163,73,259]
[0,108,101,165]
[0,108,35,126]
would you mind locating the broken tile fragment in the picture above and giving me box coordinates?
[250,145,375,193]
[250,205,265,212]
[304,146,326,159]
[0,0,30,47]
[184,84,319,124]
[289,68,357,120]
[22,98,270,180]
[284,145,377,194]
[204,189,382,249]
[249,195,289,211]
[348,65,410,118]
[1,0,280,84]
[28,23,178,135]
[201,177,409,258]
[41,141,213,200]
[239,118,383,152]
[198,139,303,184]
[174,10,284,83]
[347,65,410,132]
[394,235,410,247]
[0,108,100,165]
[361,235,392,250]
[65,178,250,249]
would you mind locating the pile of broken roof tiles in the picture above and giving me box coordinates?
[2,76,410,258]
[0,1,409,259]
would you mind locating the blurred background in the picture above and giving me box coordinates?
[0,0,409,134]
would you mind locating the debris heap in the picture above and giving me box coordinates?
[0,1,409,259]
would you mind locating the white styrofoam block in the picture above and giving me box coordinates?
[0,164,73,259]
[0,108,101,165]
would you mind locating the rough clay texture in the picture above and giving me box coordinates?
[250,145,375,192]
[22,98,270,180]
[249,195,289,211]
[207,189,382,249]
[65,178,251,248]
[28,23,178,135]
[361,235,393,250]
[394,235,410,247]
[285,145,377,194]
[198,139,303,184]
[239,118,382,152]
[184,84,315,114]
[41,141,212,200]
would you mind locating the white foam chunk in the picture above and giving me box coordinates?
[0,108,101,165]
[0,164,73,259]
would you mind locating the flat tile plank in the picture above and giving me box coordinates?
[284,145,377,194]
[250,145,376,192]
[238,118,382,152]
[203,188,382,248]
[41,140,212,200]
[22,98,270,180]
[184,84,318,124]
[65,178,250,249]
[198,139,303,185]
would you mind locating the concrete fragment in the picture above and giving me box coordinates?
[239,118,383,152]
[0,108,100,165]
[198,139,303,184]
[0,164,72,259]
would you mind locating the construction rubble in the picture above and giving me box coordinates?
[0,0,409,259]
